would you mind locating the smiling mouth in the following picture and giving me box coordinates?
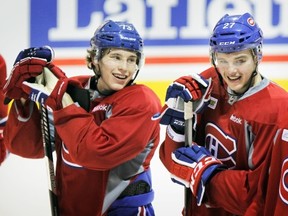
[113,73,127,80]
[227,76,241,82]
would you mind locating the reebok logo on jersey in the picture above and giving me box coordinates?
[282,129,288,142]
[92,104,108,112]
[230,114,242,125]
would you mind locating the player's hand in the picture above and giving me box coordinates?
[42,64,89,110]
[170,144,226,206]
[152,96,185,135]
[168,73,212,113]
[24,63,90,111]
[3,46,54,104]
[152,73,212,133]
[13,46,54,65]
[22,65,72,110]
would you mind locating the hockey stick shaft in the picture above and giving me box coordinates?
[184,100,193,216]
[184,101,193,146]
[40,104,59,216]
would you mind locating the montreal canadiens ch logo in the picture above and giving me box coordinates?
[279,158,288,205]
[205,123,237,168]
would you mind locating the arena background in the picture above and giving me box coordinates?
[1,0,288,215]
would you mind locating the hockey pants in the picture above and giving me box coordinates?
[107,169,155,216]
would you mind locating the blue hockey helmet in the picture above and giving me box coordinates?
[210,13,263,62]
[90,20,144,68]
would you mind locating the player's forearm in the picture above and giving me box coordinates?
[205,169,253,214]
[159,132,184,172]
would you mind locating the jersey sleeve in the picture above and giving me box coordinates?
[263,127,288,214]
[159,125,186,171]
[0,54,7,89]
[0,55,9,164]
[53,85,161,170]
[0,54,8,122]
[4,100,44,158]
[205,166,262,214]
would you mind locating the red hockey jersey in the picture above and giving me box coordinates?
[159,67,288,215]
[249,104,288,216]
[4,76,161,216]
[0,54,8,164]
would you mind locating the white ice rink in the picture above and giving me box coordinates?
[0,125,184,216]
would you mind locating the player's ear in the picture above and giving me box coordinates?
[94,63,100,75]
[91,61,101,77]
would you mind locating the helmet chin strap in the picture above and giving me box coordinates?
[224,68,258,105]
[127,66,139,86]
[228,67,258,97]
[91,64,115,96]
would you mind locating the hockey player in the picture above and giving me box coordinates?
[0,54,8,165]
[249,103,288,215]
[154,13,288,215]
[256,104,288,215]
[3,20,161,215]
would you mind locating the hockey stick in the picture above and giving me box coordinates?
[183,100,193,216]
[184,101,193,146]
[40,104,59,216]
[36,71,59,216]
